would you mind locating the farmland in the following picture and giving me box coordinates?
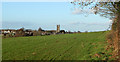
[2,31,112,60]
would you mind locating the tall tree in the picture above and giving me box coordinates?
[71,0,120,60]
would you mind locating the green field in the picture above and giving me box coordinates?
[2,31,112,60]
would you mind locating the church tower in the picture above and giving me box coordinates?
[56,25,60,33]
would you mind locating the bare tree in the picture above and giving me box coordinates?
[71,0,120,60]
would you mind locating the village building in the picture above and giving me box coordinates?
[56,25,60,33]
[24,29,33,36]
[1,29,16,37]
[44,25,65,35]
[45,30,56,35]
[1,25,67,38]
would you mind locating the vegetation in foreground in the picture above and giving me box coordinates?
[2,31,113,60]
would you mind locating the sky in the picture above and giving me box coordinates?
[2,0,119,2]
[2,2,112,32]
[2,0,73,2]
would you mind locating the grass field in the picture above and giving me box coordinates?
[2,31,112,60]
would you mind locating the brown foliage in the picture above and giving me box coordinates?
[107,15,120,60]
[94,53,101,58]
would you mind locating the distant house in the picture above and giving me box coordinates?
[15,28,25,37]
[15,28,34,37]
[1,29,16,37]
[1,25,68,38]
[24,29,33,36]
[45,30,56,35]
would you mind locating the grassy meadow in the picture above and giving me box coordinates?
[2,31,112,60]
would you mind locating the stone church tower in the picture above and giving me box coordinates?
[56,25,60,33]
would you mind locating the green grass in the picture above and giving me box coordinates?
[2,31,112,60]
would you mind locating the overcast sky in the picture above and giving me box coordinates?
[2,2,112,32]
